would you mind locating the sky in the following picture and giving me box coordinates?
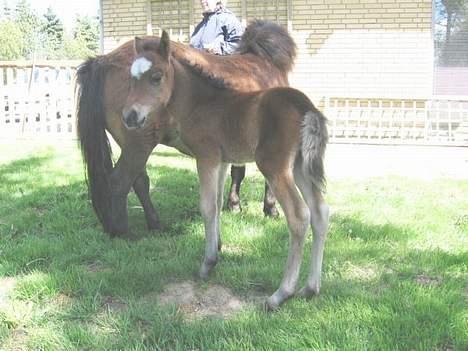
[6,0,100,30]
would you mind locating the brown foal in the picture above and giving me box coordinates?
[121,33,330,310]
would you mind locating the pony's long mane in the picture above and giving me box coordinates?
[86,20,295,92]
[171,20,296,90]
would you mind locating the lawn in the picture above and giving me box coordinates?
[0,141,466,350]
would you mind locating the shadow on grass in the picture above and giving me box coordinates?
[0,154,466,350]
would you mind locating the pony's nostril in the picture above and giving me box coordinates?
[128,110,137,125]
[124,109,138,127]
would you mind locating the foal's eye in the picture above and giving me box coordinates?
[150,71,163,84]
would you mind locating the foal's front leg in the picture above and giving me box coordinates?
[197,158,227,279]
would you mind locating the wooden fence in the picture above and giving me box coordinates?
[325,96,468,145]
[0,60,80,138]
[1,61,467,146]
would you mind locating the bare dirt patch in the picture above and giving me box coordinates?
[4,328,28,351]
[101,295,127,313]
[0,277,17,306]
[157,281,250,320]
[414,275,442,286]
[84,261,112,274]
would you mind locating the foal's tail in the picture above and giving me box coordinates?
[280,88,328,192]
[300,106,328,193]
[76,57,113,231]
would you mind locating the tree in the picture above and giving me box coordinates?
[73,15,99,53]
[0,19,24,60]
[42,7,64,58]
[61,15,99,59]
[13,0,43,59]
[441,0,466,44]
[435,0,468,65]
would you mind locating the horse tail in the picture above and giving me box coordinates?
[300,106,328,193]
[76,57,113,231]
[237,20,297,73]
[276,88,328,192]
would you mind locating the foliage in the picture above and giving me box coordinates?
[73,15,99,53]
[0,19,24,60]
[12,0,42,59]
[62,15,100,59]
[41,7,64,59]
[0,0,99,60]
[435,0,468,66]
[0,142,467,350]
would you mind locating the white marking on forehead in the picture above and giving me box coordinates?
[131,57,152,79]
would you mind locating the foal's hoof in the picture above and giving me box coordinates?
[198,259,217,281]
[264,206,280,218]
[263,299,280,312]
[263,289,293,311]
[297,286,320,299]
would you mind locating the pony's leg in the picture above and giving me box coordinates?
[216,163,230,251]
[227,165,245,212]
[263,182,279,218]
[133,168,161,231]
[259,169,310,310]
[293,166,329,298]
[108,146,152,237]
[197,157,224,279]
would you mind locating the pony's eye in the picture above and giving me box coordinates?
[150,72,163,84]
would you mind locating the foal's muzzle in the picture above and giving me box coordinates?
[122,109,147,130]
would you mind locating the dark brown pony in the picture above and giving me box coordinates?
[77,21,293,238]
[119,31,329,310]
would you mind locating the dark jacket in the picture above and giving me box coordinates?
[190,7,244,55]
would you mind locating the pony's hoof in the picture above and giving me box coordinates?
[297,286,320,299]
[227,201,242,213]
[264,206,279,218]
[263,299,280,312]
[147,222,161,231]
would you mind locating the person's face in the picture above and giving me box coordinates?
[200,0,218,13]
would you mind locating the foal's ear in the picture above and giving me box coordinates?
[159,30,170,60]
[134,37,144,54]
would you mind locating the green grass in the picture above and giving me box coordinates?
[0,141,467,350]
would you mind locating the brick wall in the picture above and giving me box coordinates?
[101,0,434,101]
[289,0,433,103]
[102,0,148,52]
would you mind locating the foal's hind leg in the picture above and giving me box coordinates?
[227,165,245,212]
[216,163,229,251]
[197,157,227,279]
[133,168,161,231]
[259,169,310,310]
[293,166,329,297]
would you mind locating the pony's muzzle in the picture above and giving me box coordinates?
[122,108,147,130]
